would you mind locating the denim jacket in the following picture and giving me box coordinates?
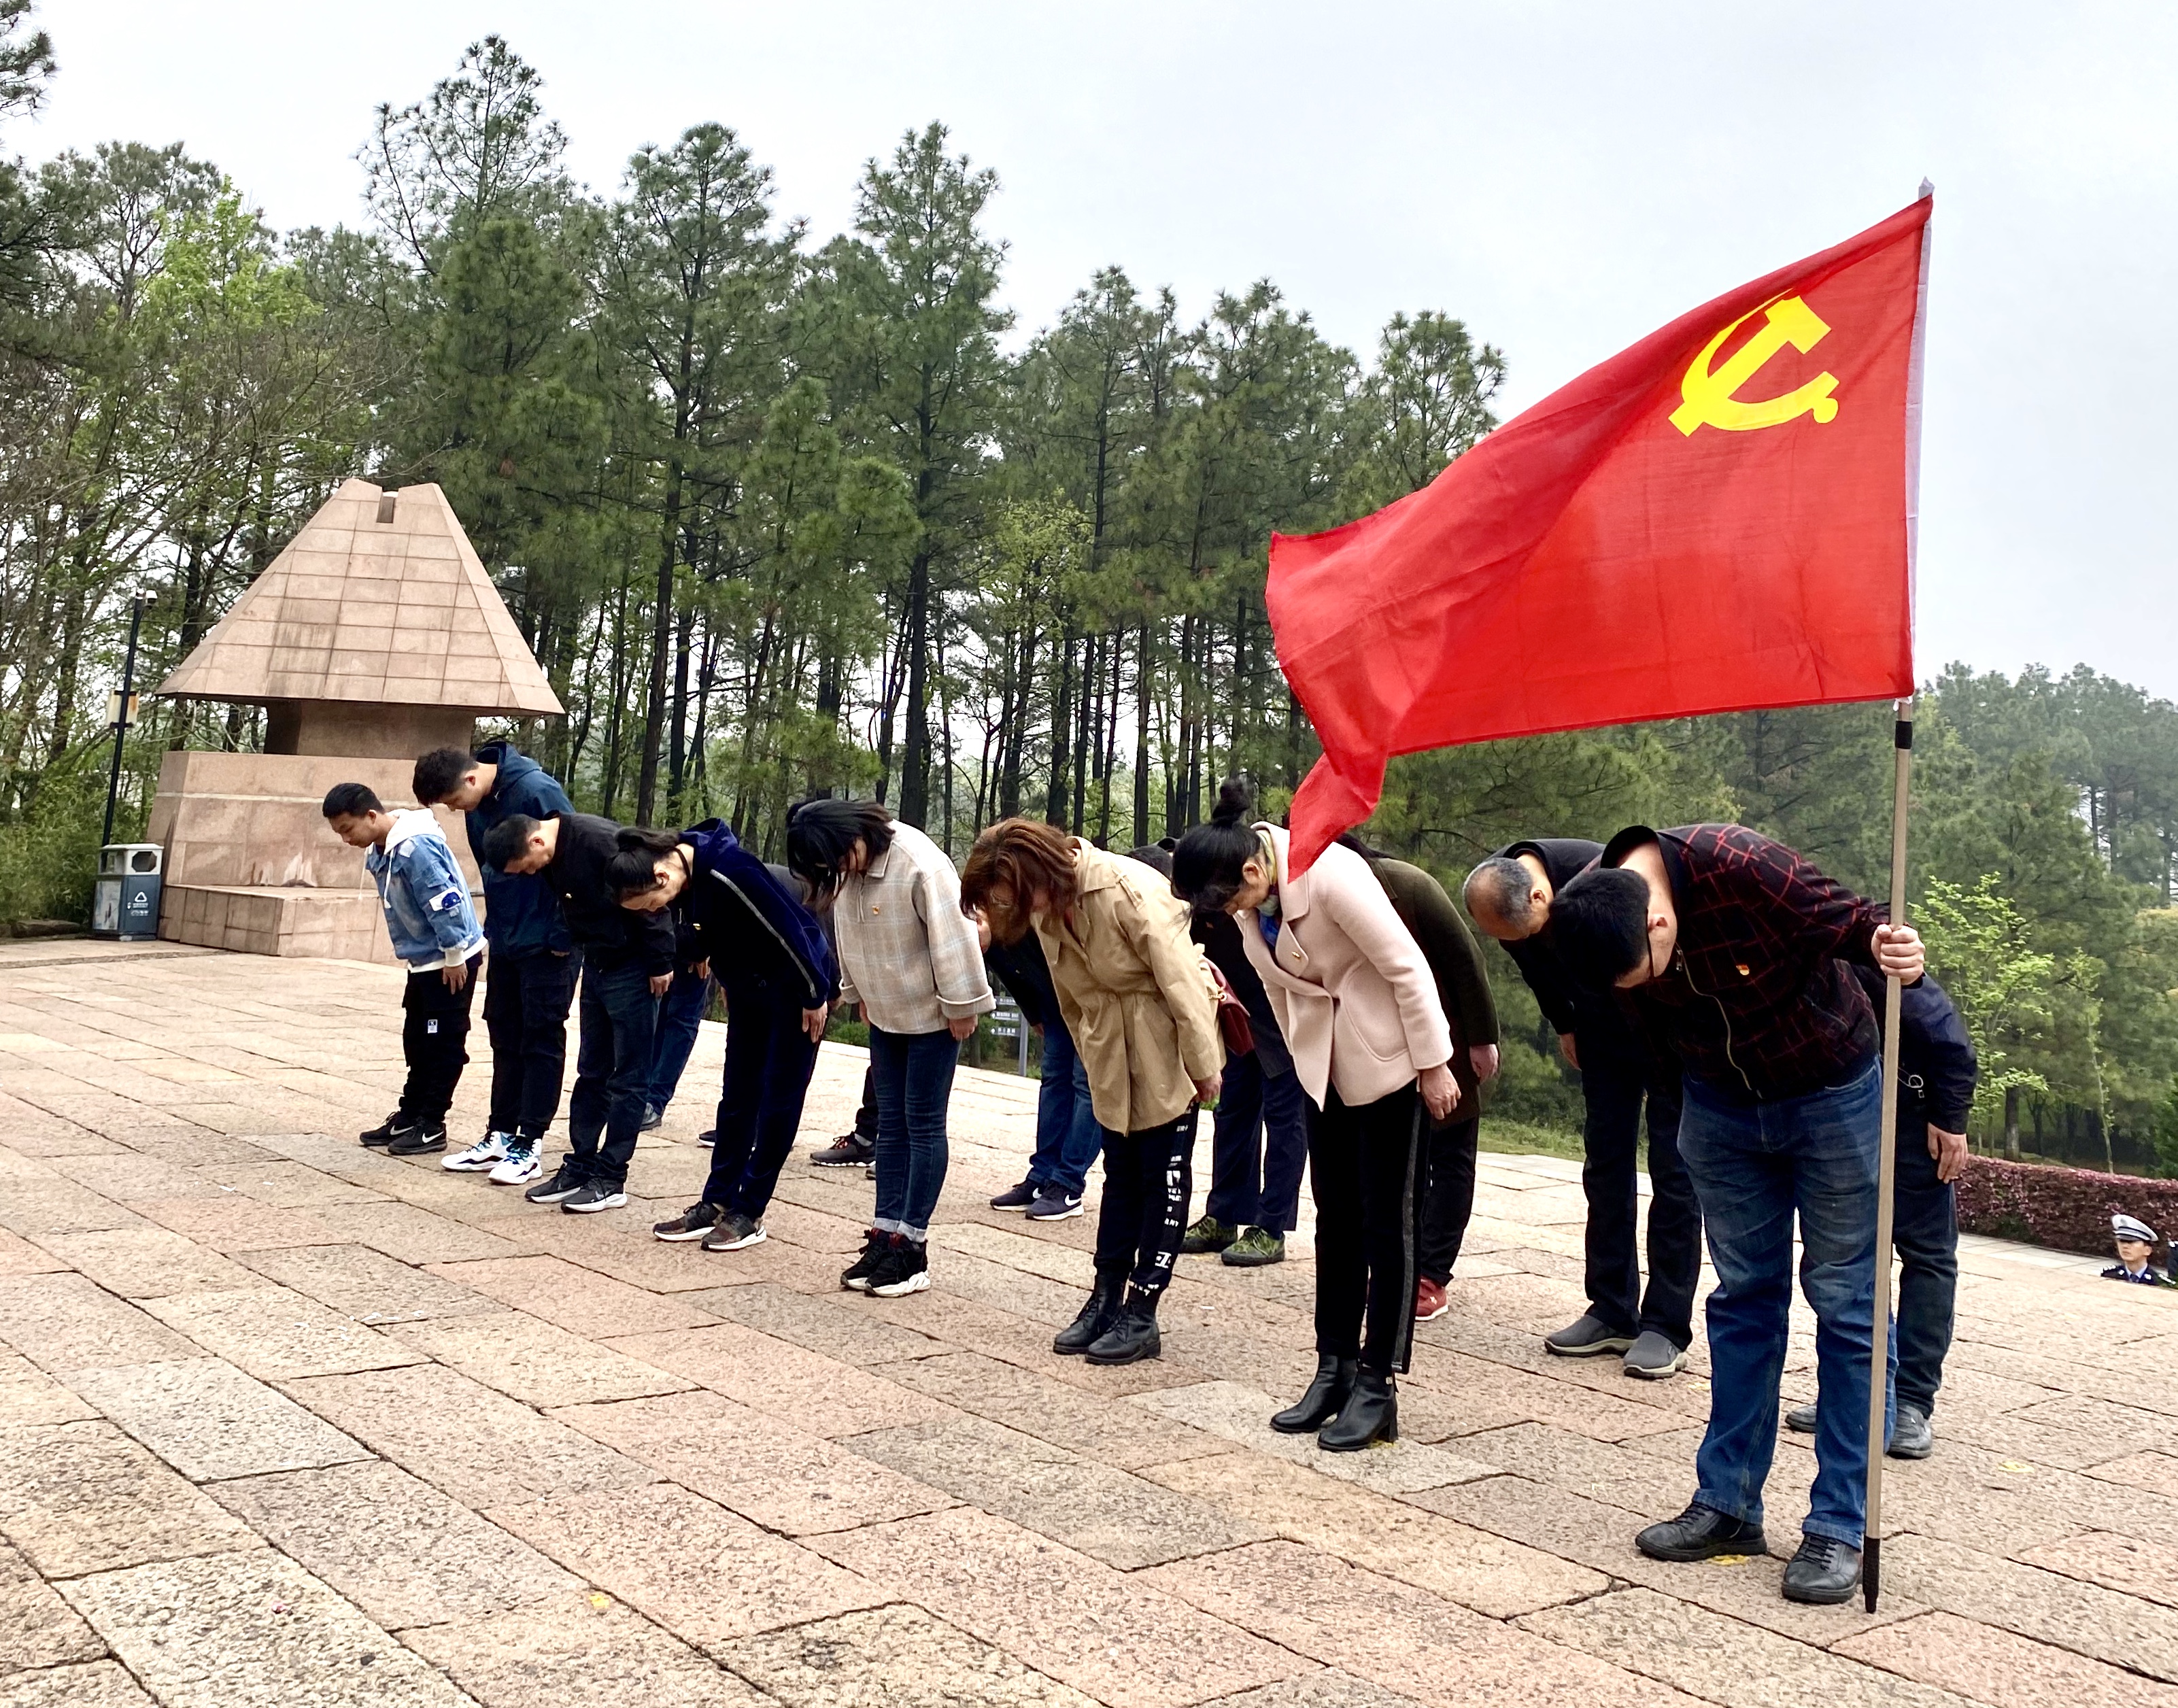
[366,810,483,972]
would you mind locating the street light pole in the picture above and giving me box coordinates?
[101,594,146,849]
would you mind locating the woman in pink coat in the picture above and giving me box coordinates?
[1173,781,1457,1450]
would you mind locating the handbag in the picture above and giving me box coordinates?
[1205,960,1255,1056]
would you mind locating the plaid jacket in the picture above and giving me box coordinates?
[834,821,993,1036]
[1603,824,1886,1101]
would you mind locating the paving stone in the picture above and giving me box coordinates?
[684,1278,946,1363]
[1140,1539,1690,1708]
[853,1415,1266,1568]
[1519,1586,1974,1708]
[1886,1532,2178,1680]
[1197,1674,1429,1708]
[488,1480,881,1649]
[800,1506,1306,1708]
[1142,1449,1606,1616]
[68,1357,370,1480]
[427,1254,718,1337]
[308,1200,535,1264]
[1132,1380,1499,1494]
[58,1548,469,1707]
[551,1388,953,1534]
[286,1364,659,1507]
[29,1227,258,1299]
[0,1350,97,1427]
[0,1179,144,1237]
[0,1536,105,1673]
[239,1241,503,1323]
[883,1349,1230,1469]
[1454,1421,1693,1516]
[209,1460,577,1629]
[0,1272,201,1373]
[715,1603,1102,1706]
[1835,1609,2178,1708]
[0,1420,261,1576]
[390,1310,694,1407]
[192,1159,388,1208]
[141,1284,423,1379]
[0,1660,155,1707]
[0,1233,64,1278]
[2015,1529,2178,1607]
[403,1588,770,1707]
[860,1286,1198,1396]
[47,1152,226,1200]
[130,1193,339,1251]
[2086,1448,2178,1501]
[604,1322,954,1437]
[470,1213,802,1293]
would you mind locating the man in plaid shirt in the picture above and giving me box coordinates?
[1551,823,1924,1608]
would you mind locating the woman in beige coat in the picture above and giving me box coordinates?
[962,819,1223,1365]
[1174,781,1456,1450]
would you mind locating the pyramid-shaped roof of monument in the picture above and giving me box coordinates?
[158,478,564,717]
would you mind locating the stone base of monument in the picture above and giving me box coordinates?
[148,751,480,963]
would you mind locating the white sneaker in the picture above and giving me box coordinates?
[488,1144,542,1186]
[445,1131,512,1172]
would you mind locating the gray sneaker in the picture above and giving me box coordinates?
[1888,1403,1935,1458]
[701,1210,768,1252]
[1622,1330,1689,1380]
[561,1182,629,1214]
[1026,1189,1084,1221]
[639,1104,663,1132]
[1785,1403,1818,1433]
[1545,1313,1636,1356]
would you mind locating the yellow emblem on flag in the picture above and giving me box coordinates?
[1670,296,1839,437]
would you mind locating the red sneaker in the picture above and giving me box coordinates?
[1414,1278,1448,1322]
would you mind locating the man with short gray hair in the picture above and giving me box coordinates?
[1464,838,1699,1380]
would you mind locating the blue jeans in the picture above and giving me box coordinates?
[647,968,713,1114]
[867,1025,960,1239]
[1678,1061,1895,1546]
[1206,1047,1310,1233]
[1030,1021,1103,1197]
[564,958,660,1188]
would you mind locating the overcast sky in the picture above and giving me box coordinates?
[27,1,2178,698]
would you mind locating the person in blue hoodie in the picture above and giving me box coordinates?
[606,822,838,1253]
[324,782,486,1157]
[413,744,577,1185]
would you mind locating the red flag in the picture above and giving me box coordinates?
[1271,195,1932,871]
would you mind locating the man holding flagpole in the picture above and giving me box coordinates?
[1548,827,1922,1604]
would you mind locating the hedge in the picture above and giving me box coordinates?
[1953,1154,2178,1257]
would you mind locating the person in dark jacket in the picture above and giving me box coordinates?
[608,823,838,1253]
[1550,823,1926,1607]
[979,923,1103,1221]
[1785,964,1975,1461]
[413,743,577,1185]
[1465,838,1700,1379]
[482,811,677,1214]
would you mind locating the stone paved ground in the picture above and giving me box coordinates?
[1,939,2174,1708]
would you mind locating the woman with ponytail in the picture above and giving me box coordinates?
[962,819,1224,1365]
[1172,781,1458,1450]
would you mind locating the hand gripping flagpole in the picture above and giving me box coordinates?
[1862,698,1911,1611]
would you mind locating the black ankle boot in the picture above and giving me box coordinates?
[1052,1272,1126,1354]
[1318,1369,1397,1451]
[1085,1288,1161,1365]
[1271,1353,1358,1433]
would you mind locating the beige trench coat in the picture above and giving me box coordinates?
[1034,843,1225,1135]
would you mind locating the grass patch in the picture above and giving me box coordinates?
[1477,1118,1586,1163]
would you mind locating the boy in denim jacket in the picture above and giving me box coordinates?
[324,782,485,1156]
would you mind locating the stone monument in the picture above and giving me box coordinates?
[148,477,563,960]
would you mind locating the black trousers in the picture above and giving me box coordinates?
[1418,1114,1479,1286]
[483,949,578,1141]
[1309,1081,1425,1375]
[701,983,822,1219]
[1893,1121,1959,1415]
[401,955,481,1125]
[1581,1050,1701,1347]
[565,957,660,1188]
[852,1063,878,1139]
[1094,1110,1197,1299]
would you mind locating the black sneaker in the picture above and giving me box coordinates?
[1545,1313,1637,1357]
[639,1103,663,1132]
[989,1178,1037,1210]
[360,1110,414,1148]
[811,1131,875,1169]
[701,1210,767,1252]
[524,1165,586,1205]
[1781,1534,1862,1604]
[1785,1403,1818,1434]
[1026,1189,1084,1221]
[562,1182,629,1214]
[696,1129,717,1148]
[653,1203,726,1243]
[841,1230,889,1291]
[388,1122,448,1157]
[1636,1503,1767,1562]
[868,1238,930,1297]
[1890,1402,1935,1459]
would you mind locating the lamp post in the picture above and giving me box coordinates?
[101,594,146,849]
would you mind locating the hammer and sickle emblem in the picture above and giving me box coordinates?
[1669,295,1839,437]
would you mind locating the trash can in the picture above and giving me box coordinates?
[91,844,163,942]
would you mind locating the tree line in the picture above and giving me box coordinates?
[1,24,2174,1169]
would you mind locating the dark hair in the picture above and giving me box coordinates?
[961,818,1080,946]
[1550,866,1654,987]
[1125,843,1174,881]
[606,827,682,899]
[1172,779,1263,913]
[785,798,894,892]
[322,782,383,819]
[481,813,543,870]
[411,747,477,806]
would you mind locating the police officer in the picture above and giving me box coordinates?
[2105,1214,2174,1285]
